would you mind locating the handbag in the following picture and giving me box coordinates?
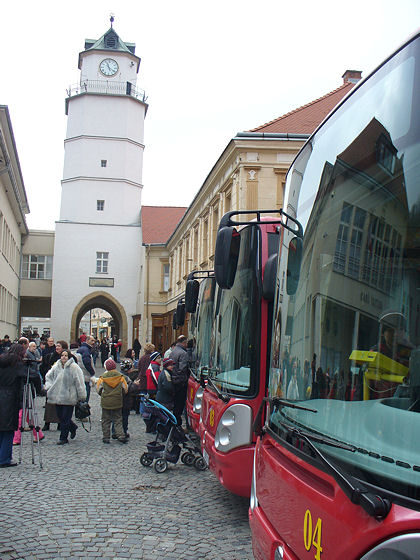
[75,401,91,419]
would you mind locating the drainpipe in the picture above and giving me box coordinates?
[17,234,27,338]
[146,244,151,342]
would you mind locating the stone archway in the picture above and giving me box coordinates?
[70,291,128,352]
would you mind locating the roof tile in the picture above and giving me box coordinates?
[249,82,355,134]
[142,206,187,244]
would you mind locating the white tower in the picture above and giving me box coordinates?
[51,20,147,348]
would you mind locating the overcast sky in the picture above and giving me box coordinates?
[2,0,419,230]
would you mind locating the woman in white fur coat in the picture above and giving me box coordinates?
[45,350,86,445]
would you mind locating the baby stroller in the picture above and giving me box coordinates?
[139,396,206,473]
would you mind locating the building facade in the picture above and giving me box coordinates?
[0,106,29,339]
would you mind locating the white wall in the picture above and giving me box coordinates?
[51,221,142,343]
[65,95,145,144]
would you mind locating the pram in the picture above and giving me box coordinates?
[139,396,206,473]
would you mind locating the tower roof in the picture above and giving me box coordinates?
[78,24,141,71]
[84,27,136,55]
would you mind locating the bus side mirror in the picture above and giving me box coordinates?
[286,237,302,295]
[185,279,200,313]
[263,253,278,302]
[172,312,177,330]
[176,299,186,327]
[214,227,240,289]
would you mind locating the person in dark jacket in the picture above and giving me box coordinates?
[100,339,109,367]
[156,358,175,410]
[0,344,27,467]
[133,338,141,360]
[76,336,96,401]
[39,337,56,382]
[170,335,189,426]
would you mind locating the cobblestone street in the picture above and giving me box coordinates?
[0,381,253,560]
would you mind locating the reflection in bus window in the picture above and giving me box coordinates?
[268,39,420,498]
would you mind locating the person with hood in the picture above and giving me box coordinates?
[0,344,27,467]
[96,358,128,444]
[44,349,86,445]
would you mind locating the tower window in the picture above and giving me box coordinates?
[105,31,117,49]
[97,200,105,211]
[96,252,109,274]
[101,160,107,167]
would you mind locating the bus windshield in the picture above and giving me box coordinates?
[189,277,216,376]
[268,35,420,501]
[210,225,260,397]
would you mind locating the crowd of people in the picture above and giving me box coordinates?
[0,330,195,468]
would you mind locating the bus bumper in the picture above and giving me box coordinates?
[249,505,298,560]
[202,430,253,497]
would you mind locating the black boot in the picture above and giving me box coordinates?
[42,423,50,431]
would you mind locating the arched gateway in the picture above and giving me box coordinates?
[71,291,128,349]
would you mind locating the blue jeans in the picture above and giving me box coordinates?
[0,431,14,465]
[55,405,77,442]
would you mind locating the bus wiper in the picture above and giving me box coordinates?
[200,368,230,403]
[280,422,391,520]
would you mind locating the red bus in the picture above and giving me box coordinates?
[250,32,420,559]
[185,270,215,434]
[199,211,301,497]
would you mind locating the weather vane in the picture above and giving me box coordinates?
[110,13,115,27]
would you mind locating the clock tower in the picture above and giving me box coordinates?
[51,20,147,348]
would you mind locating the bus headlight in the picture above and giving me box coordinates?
[214,404,252,452]
[193,387,204,414]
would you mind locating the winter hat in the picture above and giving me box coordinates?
[105,358,117,371]
[150,351,161,362]
[162,358,174,368]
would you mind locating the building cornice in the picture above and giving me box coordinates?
[64,135,145,150]
[61,176,143,188]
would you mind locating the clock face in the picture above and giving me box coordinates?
[99,58,119,77]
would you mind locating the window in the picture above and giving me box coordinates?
[96,252,109,274]
[22,255,53,279]
[97,200,105,211]
[376,134,396,175]
[163,263,170,291]
[101,160,107,168]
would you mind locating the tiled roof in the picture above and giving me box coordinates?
[142,206,187,244]
[249,82,355,134]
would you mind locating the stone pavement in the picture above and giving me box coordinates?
[0,375,253,560]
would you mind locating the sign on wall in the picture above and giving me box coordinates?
[89,277,114,288]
